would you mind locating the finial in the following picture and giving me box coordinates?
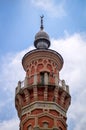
[40,15,44,30]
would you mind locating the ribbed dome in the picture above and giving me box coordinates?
[34,29,51,49]
[35,30,50,41]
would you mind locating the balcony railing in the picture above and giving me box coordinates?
[15,74,69,94]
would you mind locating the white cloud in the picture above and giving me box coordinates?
[51,33,86,130]
[31,0,66,18]
[0,46,33,94]
[0,33,86,130]
[0,46,34,124]
[0,118,19,130]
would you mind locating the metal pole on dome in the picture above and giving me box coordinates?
[40,15,44,30]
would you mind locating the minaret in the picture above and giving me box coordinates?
[15,16,71,130]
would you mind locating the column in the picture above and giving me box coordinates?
[53,118,59,130]
[34,116,39,130]
[23,89,30,104]
[24,76,29,88]
[54,86,58,102]
[55,75,59,86]
[17,94,22,106]
[44,72,48,85]
[65,98,71,110]
[62,80,66,91]
[16,81,21,94]
[66,85,69,93]
[34,74,37,85]
[60,91,66,106]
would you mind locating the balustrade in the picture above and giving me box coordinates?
[16,74,69,95]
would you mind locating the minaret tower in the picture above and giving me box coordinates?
[15,16,71,130]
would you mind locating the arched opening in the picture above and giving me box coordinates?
[28,125,32,130]
[40,72,44,85]
[43,122,49,129]
[40,72,49,85]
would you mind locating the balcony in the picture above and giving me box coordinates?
[15,74,69,95]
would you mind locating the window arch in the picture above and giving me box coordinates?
[40,72,49,85]
[43,122,49,128]
[40,72,44,85]
[28,125,32,130]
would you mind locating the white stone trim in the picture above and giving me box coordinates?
[21,101,66,117]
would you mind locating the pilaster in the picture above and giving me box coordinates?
[44,86,48,101]
[54,86,58,102]
[23,89,30,104]
[33,86,38,101]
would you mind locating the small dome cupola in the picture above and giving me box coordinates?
[34,15,51,49]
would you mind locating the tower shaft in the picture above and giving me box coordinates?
[15,18,71,130]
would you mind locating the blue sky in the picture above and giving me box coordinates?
[0,0,86,55]
[0,0,86,130]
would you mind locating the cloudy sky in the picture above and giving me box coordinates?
[0,0,86,130]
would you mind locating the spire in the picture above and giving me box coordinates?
[34,15,51,49]
[40,15,44,30]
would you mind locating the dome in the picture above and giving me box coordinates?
[35,30,50,41]
[34,15,51,49]
[34,29,51,49]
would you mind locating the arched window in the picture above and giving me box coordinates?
[43,122,49,128]
[40,72,44,85]
[40,72,49,85]
[28,125,32,130]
